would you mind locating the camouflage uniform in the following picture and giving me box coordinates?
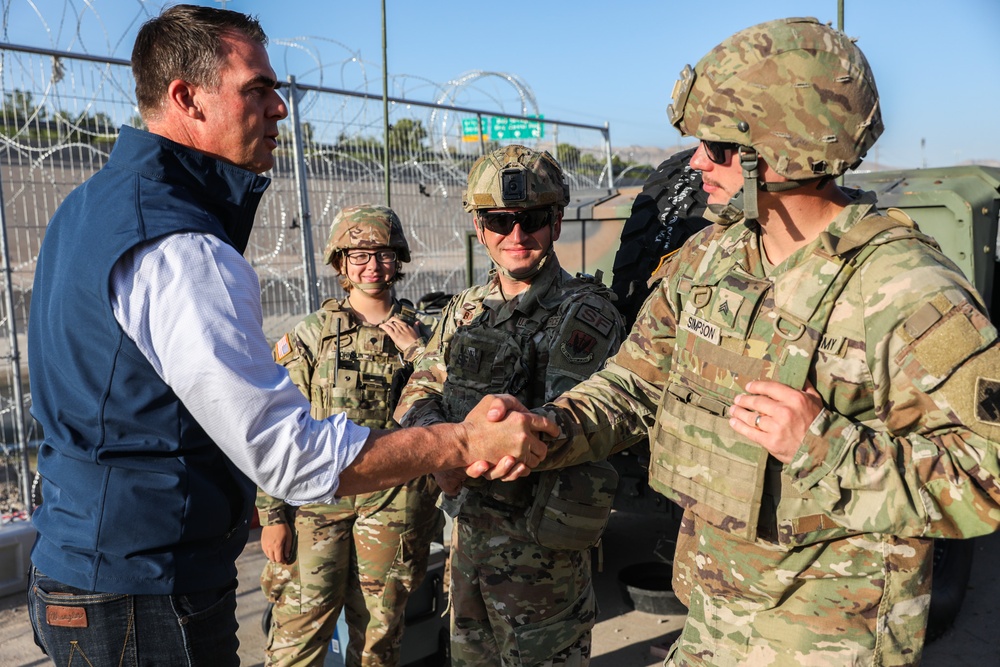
[259,204,441,667]
[534,18,1000,667]
[393,144,623,667]
[396,254,623,667]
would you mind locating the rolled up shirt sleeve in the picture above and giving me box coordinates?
[111,232,368,504]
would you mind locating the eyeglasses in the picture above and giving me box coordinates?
[701,139,741,165]
[344,249,397,265]
[477,207,555,236]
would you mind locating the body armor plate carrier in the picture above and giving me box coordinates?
[649,211,930,545]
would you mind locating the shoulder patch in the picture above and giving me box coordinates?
[896,293,996,393]
[560,330,598,364]
[459,302,478,325]
[976,377,1000,425]
[574,303,615,337]
[274,334,293,362]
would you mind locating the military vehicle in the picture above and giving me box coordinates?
[558,149,1000,642]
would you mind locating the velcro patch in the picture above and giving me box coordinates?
[274,334,292,362]
[574,304,615,337]
[913,310,982,378]
[715,288,744,327]
[680,314,721,345]
[976,377,1000,425]
[904,302,942,340]
[818,335,845,357]
[46,604,87,628]
[561,330,597,364]
[457,345,482,373]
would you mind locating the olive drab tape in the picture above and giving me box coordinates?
[649,214,926,544]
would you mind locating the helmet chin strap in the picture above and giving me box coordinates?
[495,245,554,281]
[351,280,391,294]
[705,192,746,227]
[739,147,761,221]
[708,147,810,225]
[341,258,396,295]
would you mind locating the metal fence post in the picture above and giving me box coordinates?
[0,169,32,516]
[286,75,320,314]
[603,122,614,190]
[465,230,478,289]
[477,112,486,156]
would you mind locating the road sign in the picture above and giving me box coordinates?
[462,117,489,141]
[460,115,545,142]
[461,117,488,143]
[489,115,544,141]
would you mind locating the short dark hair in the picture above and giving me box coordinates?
[131,4,268,118]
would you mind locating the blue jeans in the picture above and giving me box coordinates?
[28,567,240,666]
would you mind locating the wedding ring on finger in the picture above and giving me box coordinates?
[754,414,762,429]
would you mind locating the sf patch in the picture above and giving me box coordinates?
[575,304,615,337]
[561,329,597,364]
[976,377,1000,425]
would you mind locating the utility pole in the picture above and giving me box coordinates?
[381,0,391,207]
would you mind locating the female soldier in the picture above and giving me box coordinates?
[257,204,440,667]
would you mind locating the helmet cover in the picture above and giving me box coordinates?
[323,204,411,265]
[463,144,570,212]
[668,17,882,179]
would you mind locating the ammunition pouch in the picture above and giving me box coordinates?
[651,382,768,541]
[526,461,619,551]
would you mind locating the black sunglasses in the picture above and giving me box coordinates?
[701,139,741,165]
[477,207,555,236]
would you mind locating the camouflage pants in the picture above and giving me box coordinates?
[449,500,596,667]
[262,478,441,667]
[662,513,933,667]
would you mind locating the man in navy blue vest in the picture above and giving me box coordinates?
[25,5,553,665]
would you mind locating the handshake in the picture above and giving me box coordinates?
[337,394,558,497]
[458,394,559,485]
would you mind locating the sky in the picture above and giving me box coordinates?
[5,0,999,169]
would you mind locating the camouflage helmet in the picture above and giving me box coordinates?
[322,204,411,265]
[667,17,882,180]
[463,144,570,212]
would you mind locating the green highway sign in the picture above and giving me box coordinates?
[489,115,544,141]
[461,117,488,142]
[461,115,545,142]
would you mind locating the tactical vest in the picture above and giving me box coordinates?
[441,307,548,424]
[308,299,417,428]
[441,277,614,513]
[648,211,932,547]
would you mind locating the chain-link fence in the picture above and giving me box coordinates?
[0,30,633,519]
